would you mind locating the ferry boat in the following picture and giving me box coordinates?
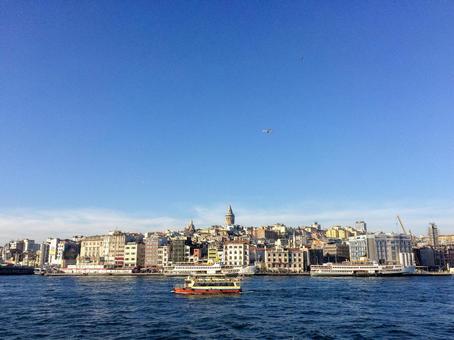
[173,276,242,295]
[165,263,223,276]
[310,261,415,277]
[222,265,256,276]
[164,263,256,276]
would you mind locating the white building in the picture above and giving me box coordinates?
[47,239,79,268]
[223,241,249,267]
[47,238,60,266]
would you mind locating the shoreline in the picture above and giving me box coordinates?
[41,272,453,277]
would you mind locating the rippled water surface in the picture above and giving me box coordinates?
[0,275,453,339]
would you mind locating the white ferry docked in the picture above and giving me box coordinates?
[164,263,223,276]
[310,261,415,277]
[164,263,256,276]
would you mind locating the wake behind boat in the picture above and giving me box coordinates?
[173,275,242,295]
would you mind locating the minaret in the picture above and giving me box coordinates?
[225,205,235,226]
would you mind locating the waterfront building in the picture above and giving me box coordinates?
[1,243,11,263]
[348,233,414,266]
[306,248,324,270]
[223,240,249,267]
[20,250,38,267]
[102,231,127,267]
[47,238,60,266]
[2,247,11,263]
[207,244,222,264]
[45,238,80,268]
[79,235,104,265]
[413,247,445,271]
[23,239,38,253]
[144,235,167,268]
[348,234,379,262]
[249,245,265,264]
[265,246,288,271]
[102,231,143,267]
[444,246,454,269]
[428,223,439,247]
[170,238,191,264]
[264,246,306,273]
[0,239,42,265]
[38,242,49,268]
[124,242,145,268]
[78,231,142,267]
[225,205,235,226]
[9,240,25,253]
[57,240,80,267]
[157,245,170,267]
[9,240,26,263]
[323,241,350,263]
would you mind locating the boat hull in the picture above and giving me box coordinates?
[0,266,35,275]
[173,288,241,295]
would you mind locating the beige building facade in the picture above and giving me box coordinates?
[79,236,104,265]
[78,231,142,267]
[124,242,145,267]
[264,246,305,272]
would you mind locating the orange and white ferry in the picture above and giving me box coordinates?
[173,275,242,295]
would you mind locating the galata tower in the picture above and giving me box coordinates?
[225,205,235,225]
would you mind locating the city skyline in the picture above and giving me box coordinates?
[2,2,454,243]
[0,202,452,244]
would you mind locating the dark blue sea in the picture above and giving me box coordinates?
[0,275,453,339]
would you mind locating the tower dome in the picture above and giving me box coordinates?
[225,205,235,226]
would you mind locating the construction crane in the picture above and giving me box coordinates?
[397,215,416,247]
[396,215,408,235]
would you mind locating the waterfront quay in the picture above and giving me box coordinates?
[1,206,454,276]
[42,271,451,277]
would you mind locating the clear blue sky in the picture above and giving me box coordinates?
[1,1,454,239]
